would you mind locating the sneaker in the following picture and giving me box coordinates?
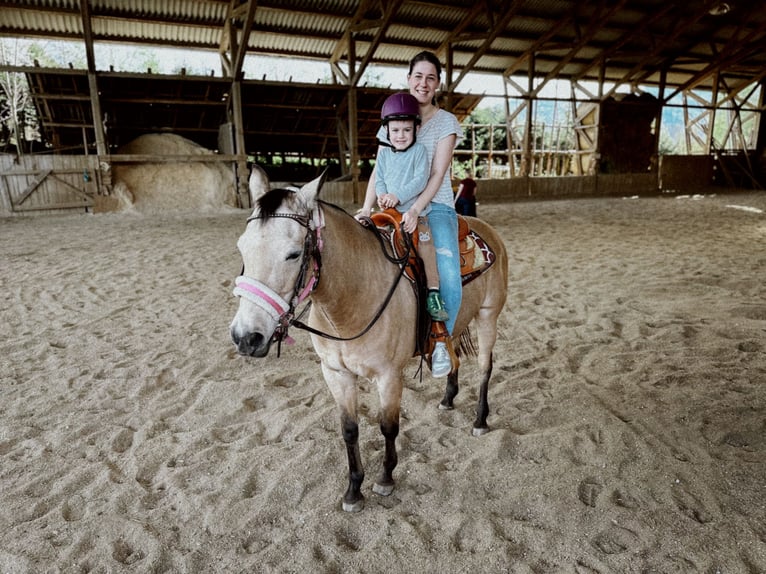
[426,291,449,322]
[431,341,451,378]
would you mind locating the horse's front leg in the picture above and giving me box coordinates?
[341,411,365,511]
[372,373,402,497]
[322,364,365,512]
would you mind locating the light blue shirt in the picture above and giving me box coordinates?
[374,141,431,214]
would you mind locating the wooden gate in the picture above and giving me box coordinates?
[0,155,100,214]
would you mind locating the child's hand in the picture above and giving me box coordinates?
[377,193,399,210]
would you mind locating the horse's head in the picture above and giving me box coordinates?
[229,170,325,357]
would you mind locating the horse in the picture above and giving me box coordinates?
[229,171,508,512]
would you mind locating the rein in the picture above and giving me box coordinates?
[234,203,412,353]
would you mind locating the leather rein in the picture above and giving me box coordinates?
[234,204,411,355]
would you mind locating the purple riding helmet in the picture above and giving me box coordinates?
[380,92,421,150]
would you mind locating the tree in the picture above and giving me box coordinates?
[0,39,35,155]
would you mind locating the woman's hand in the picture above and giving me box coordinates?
[401,208,420,234]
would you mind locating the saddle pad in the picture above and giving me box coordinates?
[460,230,496,285]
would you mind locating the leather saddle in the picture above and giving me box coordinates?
[367,209,497,362]
[369,208,496,286]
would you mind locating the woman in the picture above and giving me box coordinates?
[358,50,463,376]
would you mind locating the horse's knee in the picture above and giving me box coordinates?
[379,418,399,441]
[341,415,359,445]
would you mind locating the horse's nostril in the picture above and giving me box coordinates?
[234,331,265,356]
[245,332,263,350]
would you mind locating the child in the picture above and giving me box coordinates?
[374,93,450,331]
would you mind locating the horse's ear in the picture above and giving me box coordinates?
[297,169,327,206]
[249,164,270,202]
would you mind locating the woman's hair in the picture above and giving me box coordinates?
[408,50,442,78]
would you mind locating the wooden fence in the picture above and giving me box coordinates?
[0,155,101,215]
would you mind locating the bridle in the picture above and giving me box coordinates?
[233,207,322,356]
[233,202,411,356]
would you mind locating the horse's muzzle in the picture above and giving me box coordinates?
[230,328,270,357]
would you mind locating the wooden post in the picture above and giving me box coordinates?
[231,80,249,209]
[705,72,720,155]
[348,86,360,202]
[521,54,535,177]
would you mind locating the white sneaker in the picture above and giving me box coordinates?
[431,341,451,378]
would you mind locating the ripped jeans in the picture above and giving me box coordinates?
[427,203,462,335]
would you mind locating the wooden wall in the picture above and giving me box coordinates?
[0,155,101,215]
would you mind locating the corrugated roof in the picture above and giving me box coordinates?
[2,0,765,90]
[2,0,765,160]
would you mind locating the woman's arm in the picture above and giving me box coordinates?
[356,160,380,220]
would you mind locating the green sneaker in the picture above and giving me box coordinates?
[426,291,449,322]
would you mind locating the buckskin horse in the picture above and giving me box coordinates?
[230,171,508,512]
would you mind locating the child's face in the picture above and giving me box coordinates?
[387,120,416,150]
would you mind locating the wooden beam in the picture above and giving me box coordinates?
[503,12,574,79]
[531,0,628,97]
[571,3,675,83]
[602,2,724,100]
[351,0,404,87]
[231,0,258,80]
[665,23,766,102]
[434,2,485,60]
[14,169,51,206]
[449,0,523,92]
[79,0,96,74]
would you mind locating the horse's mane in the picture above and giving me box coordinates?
[256,188,295,218]
[256,187,363,226]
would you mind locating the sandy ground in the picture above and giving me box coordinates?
[1,191,765,573]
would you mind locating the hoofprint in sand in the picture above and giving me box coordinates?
[1,192,764,572]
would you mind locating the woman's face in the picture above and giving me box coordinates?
[407,60,440,106]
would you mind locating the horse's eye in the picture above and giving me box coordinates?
[286,251,301,261]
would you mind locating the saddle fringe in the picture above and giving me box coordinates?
[456,327,477,358]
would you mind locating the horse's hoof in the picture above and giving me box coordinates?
[472,426,490,437]
[342,498,365,512]
[372,482,394,497]
[438,402,454,411]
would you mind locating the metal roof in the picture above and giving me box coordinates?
[2,0,765,161]
[2,0,765,91]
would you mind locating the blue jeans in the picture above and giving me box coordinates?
[428,203,461,334]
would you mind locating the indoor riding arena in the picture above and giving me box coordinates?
[1,2,764,572]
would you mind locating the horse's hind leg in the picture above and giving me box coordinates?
[472,307,501,436]
[472,355,493,436]
[439,369,460,410]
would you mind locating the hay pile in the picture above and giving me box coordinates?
[99,133,237,212]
